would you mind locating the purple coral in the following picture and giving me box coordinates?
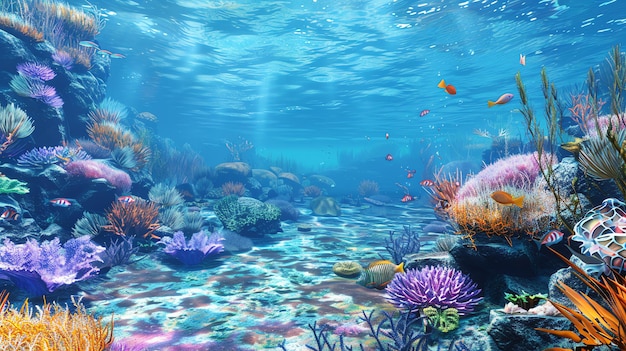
[0,236,104,296]
[52,51,74,70]
[16,62,56,81]
[17,146,91,168]
[158,231,224,265]
[385,265,482,315]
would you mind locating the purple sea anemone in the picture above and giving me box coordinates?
[16,62,56,81]
[52,51,74,70]
[30,83,64,108]
[386,265,482,315]
[158,231,224,266]
[17,146,91,168]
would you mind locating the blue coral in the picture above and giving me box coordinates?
[17,146,91,168]
[158,231,224,265]
[0,236,104,295]
[386,265,482,315]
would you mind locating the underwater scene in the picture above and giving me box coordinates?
[1,0,626,350]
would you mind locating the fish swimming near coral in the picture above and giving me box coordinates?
[487,93,514,108]
[560,137,585,155]
[490,190,524,208]
[49,198,74,207]
[535,230,564,248]
[357,260,405,289]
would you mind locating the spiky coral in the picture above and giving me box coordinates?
[537,248,626,350]
[0,292,114,350]
[102,199,161,240]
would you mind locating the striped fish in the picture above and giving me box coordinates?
[356,260,404,290]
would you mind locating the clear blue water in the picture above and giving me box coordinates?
[96,0,625,172]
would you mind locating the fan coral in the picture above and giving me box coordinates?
[158,231,224,265]
[16,62,56,81]
[0,103,35,148]
[9,74,63,108]
[65,160,132,193]
[0,236,104,295]
[386,265,482,315]
[17,146,91,168]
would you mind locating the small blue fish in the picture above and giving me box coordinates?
[79,40,99,49]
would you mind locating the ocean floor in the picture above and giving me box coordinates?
[75,203,483,350]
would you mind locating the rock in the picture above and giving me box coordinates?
[404,251,459,271]
[265,199,299,221]
[332,261,363,278]
[306,174,336,189]
[251,168,278,187]
[297,224,312,232]
[487,310,572,351]
[310,196,341,216]
[278,172,301,189]
[214,162,251,185]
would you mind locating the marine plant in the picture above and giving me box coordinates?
[183,210,204,233]
[98,236,142,269]
[159,207,184,230]
[102,199,161,240]
[278,309,431,351]
[148,139,209,185]
[422,306,459,333]
[16,62,56,81]
[357,179,379,197]
[17,145,91,168]
[71,211,108,238]
[158,230,224,266]
[65,159,132,192]
[0,103,34,155]
[52,50,74,70]
[214,195,281,236]
[380,225,420,264]
[537,247,626,350]
[0,293,114,350]
[447,155,557,246]
[221,181,246,196]
[87,122,151,170]
[225,136,254,161]
[504,291,547,310]
[0,13,44,42]
[149,183,184,207]
[0,236,104,295]
[9,72,64,108]
[88,97,129,124]
[386,265,483,316]
[0,175,29,195]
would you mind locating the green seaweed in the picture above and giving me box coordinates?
[504,291,547,310]
[422,306,459,333]
[0,175,28,194]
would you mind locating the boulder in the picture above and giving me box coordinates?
[310,196,341,216]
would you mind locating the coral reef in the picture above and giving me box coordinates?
[158,231,224,266]
[214,196,281,236]
[0,293,113,350]
[103,199,161,240]
[0,236,104,295]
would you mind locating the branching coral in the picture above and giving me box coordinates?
[0,236,104,295]
[102,199,161,240]
[0,292,114,350]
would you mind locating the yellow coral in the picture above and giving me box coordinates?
[0,292,114,350]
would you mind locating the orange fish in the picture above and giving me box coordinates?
[420,179,434,187]
[401,194,414,202]
[519,54,526,66]
[490,191,524,208]
[488,93,514,108]
[437,79,456,95]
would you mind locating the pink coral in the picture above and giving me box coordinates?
[65,160,132,192]
[456,152,554,200]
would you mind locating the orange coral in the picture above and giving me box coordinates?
[222,181,246,196]
[0,14,44,42]
[358,180,379,196]
[0,292,114,349]
[87,122,151,170]
[103,199,160,239]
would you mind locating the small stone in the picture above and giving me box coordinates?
[332,261,363,278]
[297,224,312,232]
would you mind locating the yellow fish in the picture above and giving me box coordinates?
[356,260,404,290]
[560,137,585,154]
[490,190,524,208]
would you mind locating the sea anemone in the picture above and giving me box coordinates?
[16,62,56,81]
[386,265,482,315]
